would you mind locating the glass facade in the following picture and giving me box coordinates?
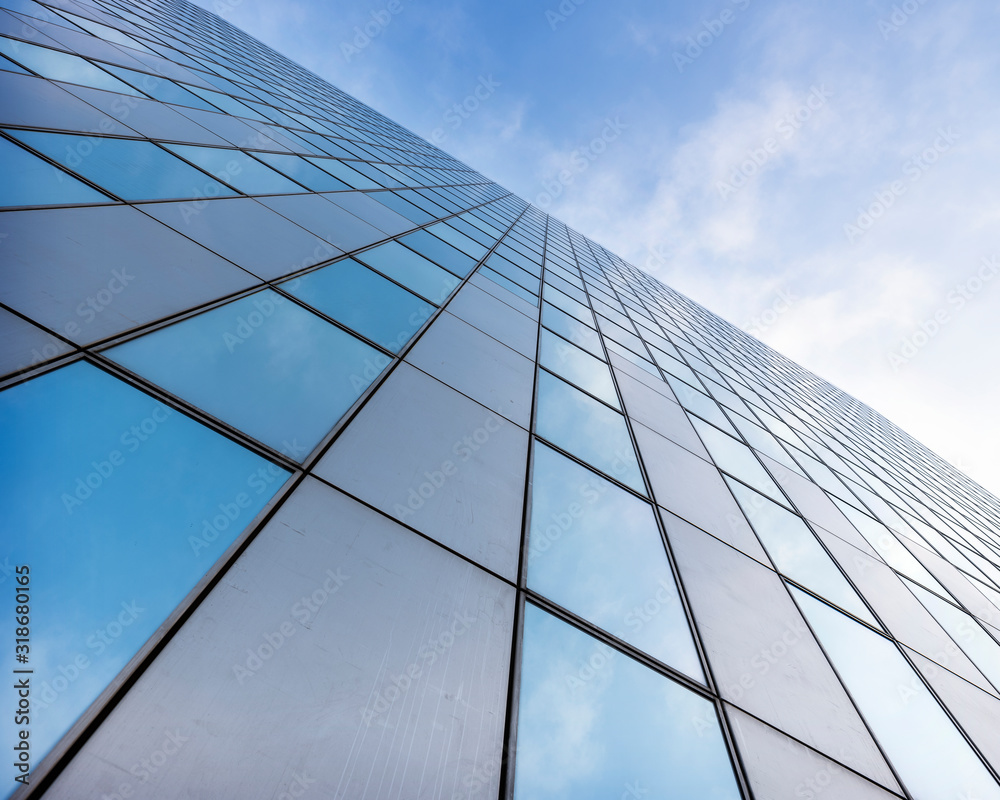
[1,1,999,797]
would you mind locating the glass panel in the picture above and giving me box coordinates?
[282,258,431,353]
[690,416,786,504]
[541,301,603,356]
[792,587,1000,800]
[101,64,216,110]
[904,578,1000,692]
[666,515,901,788]
[0,307,73,377]
[163,143,302,195]
[445,281,539,359]
[0,37,138,94]
[528,442,703,679]
[513,603,741,800]
[535,369,644,494]
[41,477,514,800]
[314,363,527,581]
[727,479,879,625]
[832,497,950,595]
[404,311,534,428]
[107,290,385,458]
[253,150,350,192]
[355,240,460,304]
[309,157,381,189]
[667,374,740,435]
[135,196,341,282]
[398,229,478,276]
[8,130,237,201]
[424,221,490,260]
[0,135,107,207]
[0,362,289,796]
[539,328,619,408]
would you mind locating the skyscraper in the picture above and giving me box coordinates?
[2,0,1000,797]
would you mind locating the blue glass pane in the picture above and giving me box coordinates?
[355,240,460,304]
[690,416,786,503]
[0,362,289,796]
[793,588,1000,800]
[727,479,879,625]
[163,143,303,195]
[7,131,237,202]
[308,157,381,189]
[254,151,350,191]
[0,54,29,74]
[102,64,217,110]
[0,38,138,94]
[106,290,387,458]
[423,221,490,260]
[539,328,619,408]
[541,301,603,357]
[0,136,107,207]
[535,370,644,493]
[398,229,478,276]
[282,259,433,353]
[528,443,703,680]
[513,604,741,800]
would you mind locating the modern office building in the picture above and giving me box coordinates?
[2,0,1000,797]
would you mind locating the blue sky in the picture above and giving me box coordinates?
[194,0,1000,497]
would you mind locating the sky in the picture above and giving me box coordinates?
[193,0,1000,499]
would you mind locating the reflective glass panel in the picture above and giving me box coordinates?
[398,229,478,276]
[0,135,107,207]
[727,479,878,625]
[101,64,216,110]
[539,328,619,408]
[107,290,385,458]
[904,578,1000,692]
[309,157,380,189]
[0,362,289,797]
[282,258,432,353]
[8,131,237,201]
[793,587,1000,800]
[528,442,703,679]
[541,301,603,356]
[253,151,350,192]
[0,37,138,94]
[513,604,741,800]
[163,142,302,195]
[423,221,489,260]
[355,240,460,304]
[535,370,644,494]
[832,497,950,595]
[690,416,786,503]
